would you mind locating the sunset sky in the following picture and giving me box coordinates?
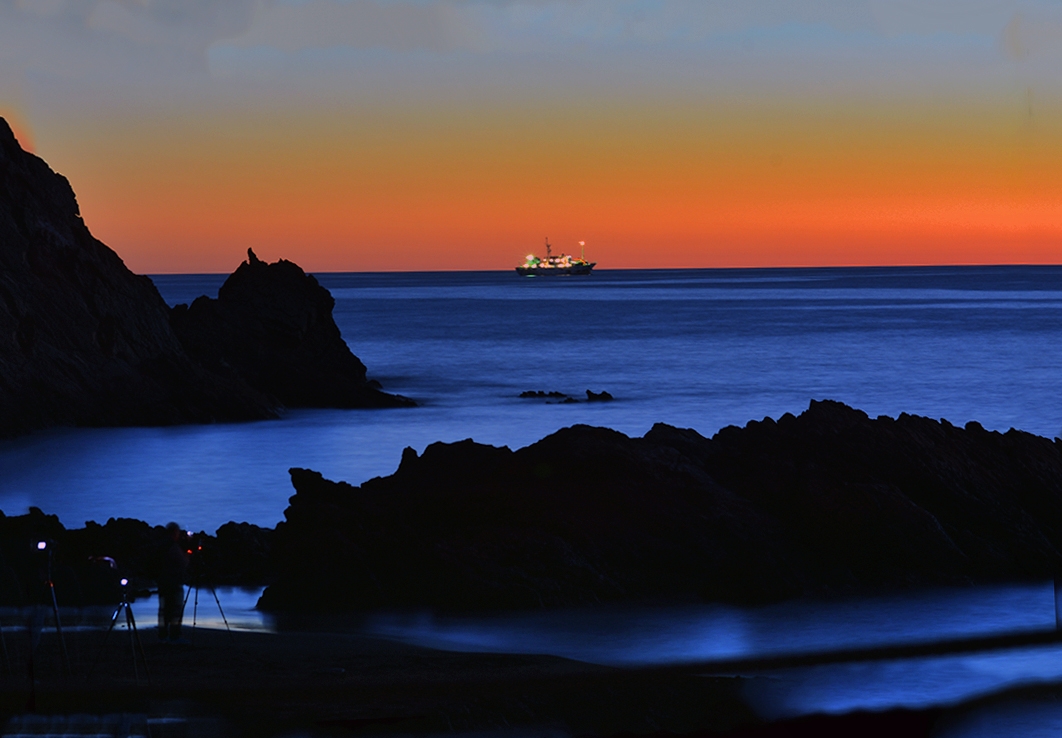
[2,1,1061,273]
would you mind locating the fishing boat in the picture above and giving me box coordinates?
[515,239,595,276]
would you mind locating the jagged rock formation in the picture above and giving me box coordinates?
[171,249,413,409]
[259,401,1062,613]
[0,119,276,436]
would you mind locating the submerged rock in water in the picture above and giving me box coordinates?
[260,400,1062,613]
[0,119,276,436]
[171,249,413,409]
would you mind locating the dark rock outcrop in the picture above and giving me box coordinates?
[171,249,413,409]
[0,119,276,436]
[518,390,614,403]
[0,507,274,606]
[260,401,1062,613]
[0,117,410,435]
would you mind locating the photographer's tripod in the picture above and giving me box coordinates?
[181,535,232,644]
[1,619,9,676]
[183,578,233,644]
[88,579,150,685]
[30,541,71,679]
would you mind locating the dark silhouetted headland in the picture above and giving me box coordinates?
[0,119,277,435]
[0,117,408,437]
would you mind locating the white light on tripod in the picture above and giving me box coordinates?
[36,541,46,550]
[120,578,129,586]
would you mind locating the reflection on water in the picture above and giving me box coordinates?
[937,698,1062,738]
[366,582,1062,730]
[6,582,1062,733]
[743,644,1062,719]
[366,583,1057,667]
[0,587,269,634]
[124,586,270,633]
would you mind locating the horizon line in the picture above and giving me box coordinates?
[145,262,1062,277]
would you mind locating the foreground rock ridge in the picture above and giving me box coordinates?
[261,401,1062,612]
[171,248,413,409]
[0,117,407,436]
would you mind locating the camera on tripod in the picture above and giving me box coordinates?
[114,576,150,604]
[183,531,214,581]
[177,530,233,642]
[88,574,151,684]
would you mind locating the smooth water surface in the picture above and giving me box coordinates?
[2,265,1061,530]
[5,266,1062,732]
[365,582,1059,668]
[1,587,269,635]
[367,582,1062,724]
[12,581,1062,732]
[125,586,269,633]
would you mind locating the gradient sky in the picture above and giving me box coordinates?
[2,0,1061,273]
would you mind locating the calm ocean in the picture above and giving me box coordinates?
[8,265,1062,727]
[2,265,1061,531]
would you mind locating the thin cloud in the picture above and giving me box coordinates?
[2,0,1060,120]
[228,1,486,53]
[1002,9,1062,60]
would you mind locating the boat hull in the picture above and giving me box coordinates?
[515,263,595,277]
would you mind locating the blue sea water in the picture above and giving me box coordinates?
[2,265,1061,530]
[4,264,1062,728]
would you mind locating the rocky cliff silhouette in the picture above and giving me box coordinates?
[0,119,277,435]
[260,401,1062,612]
[0,117,409,436]
[171,249,413,408]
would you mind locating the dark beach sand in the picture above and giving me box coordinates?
[0,624,948,737]
[1,625,757,736]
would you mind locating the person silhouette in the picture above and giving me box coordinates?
[157,522,190,644]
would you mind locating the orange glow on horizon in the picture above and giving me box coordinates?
[29,94,1062,273]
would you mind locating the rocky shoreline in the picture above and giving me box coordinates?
[5,399,1062,736]
[6,401,1062,616]
[259,400,1062,613]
